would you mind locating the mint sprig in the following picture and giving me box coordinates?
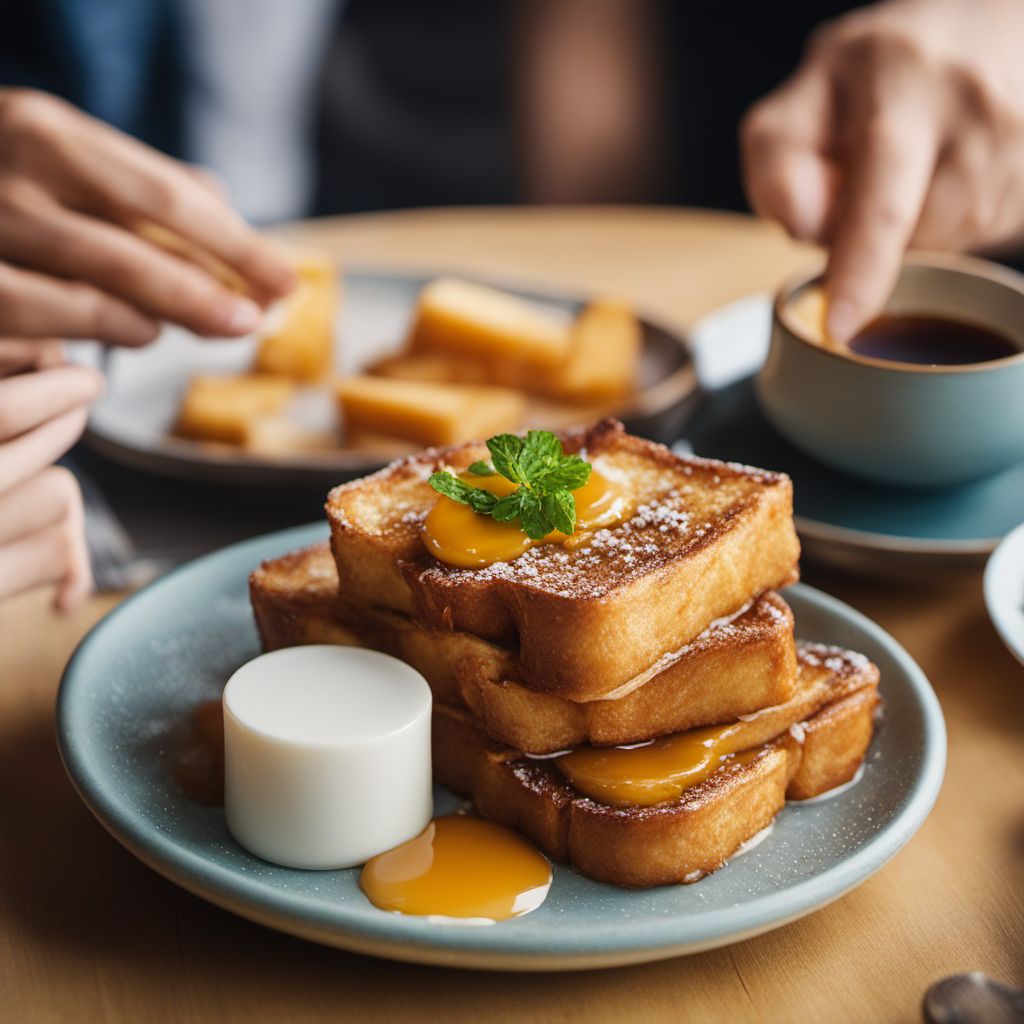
[428,430,592,540]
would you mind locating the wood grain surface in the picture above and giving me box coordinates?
[1,208,1021,1024]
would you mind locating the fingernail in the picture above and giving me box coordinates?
[223,296,262,335]
[826,298,858,344]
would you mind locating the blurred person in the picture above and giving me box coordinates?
[7,0,1024,342]
[0,90,295,609]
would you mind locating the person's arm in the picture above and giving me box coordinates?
[741,0,1024,341]
[0,89,296,346]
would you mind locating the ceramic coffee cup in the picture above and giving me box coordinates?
[757,252,1024,487]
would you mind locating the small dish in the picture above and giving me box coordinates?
[686,295,1024,574]
[72,270,696,490]
[58,522,945,971]
[984,521,1024,667]
[759,253,1024,487]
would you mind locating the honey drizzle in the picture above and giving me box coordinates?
[421,468,629,568]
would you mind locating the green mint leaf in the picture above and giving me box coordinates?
[428,470,471,502]
[536,456,591,493]
[490,492,523,522]
[428,470,498,513]
[465,488,499,514]
[518,490,553,540]
[486,434,527,484]
[542,489,576,535]
[520,430,563,483]
[428,430,594,549]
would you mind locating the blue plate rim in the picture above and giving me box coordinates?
[57,522,947,970]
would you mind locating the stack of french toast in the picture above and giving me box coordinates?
[250,418,881,888]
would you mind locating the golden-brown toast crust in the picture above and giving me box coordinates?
[326,438,489,615]
[327,419,800,698]
[457,592,799,752]
[432,646,880,888]
[249,543,807,753]
[249,544,355,650]
[250,542,468,705]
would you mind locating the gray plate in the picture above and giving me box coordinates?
[76,270,696,488]
[57,522,946,971]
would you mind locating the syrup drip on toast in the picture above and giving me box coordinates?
[555,723,760,807]
[421,468,629,568]
[360,815,552,921]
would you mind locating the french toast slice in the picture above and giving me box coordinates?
[249,543,353,648]
[406,277,572,374]
[336,376,526,447]
[249,543,799,752]
[434,645,880,888]
[454,591,797,751]
[326,419,800,699]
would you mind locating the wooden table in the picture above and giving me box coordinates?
[2,208,1021,1024]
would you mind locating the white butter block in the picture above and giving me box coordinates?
[223,645,433,869]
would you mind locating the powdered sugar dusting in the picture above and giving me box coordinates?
[422,490,701,598]
[796,641,871,676]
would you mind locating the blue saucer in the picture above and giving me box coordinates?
[686,296,1024,569]
[685,376,1024,561]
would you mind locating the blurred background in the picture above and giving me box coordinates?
[5,0,873,579]
[8,0,1024,588]
[4,0,858,222]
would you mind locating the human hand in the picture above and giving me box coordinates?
[0,345,104,611]
[741,0,1024,340]
[0,89,296,348]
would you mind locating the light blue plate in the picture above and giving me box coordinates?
[58,523,946,971]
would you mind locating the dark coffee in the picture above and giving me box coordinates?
[848,314,1019,366]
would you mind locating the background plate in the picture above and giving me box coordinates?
[984,521,1024,667]
[58,523,946,971]
[75,270,695,489]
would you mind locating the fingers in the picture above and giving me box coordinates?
[184,164,228,199]
[0,405,88,492]
[0,262,159,346]
[31,339,67,370]
[741,69,838,242]
[56,467,91,611]
[52,109,296,300]
[0,464,82,545]
[824,96,940,341]
[0,365,103,442]
[0,190,265,337]
[910,132,1024,252]
[0,338,66,375]
[0,491,92,611]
